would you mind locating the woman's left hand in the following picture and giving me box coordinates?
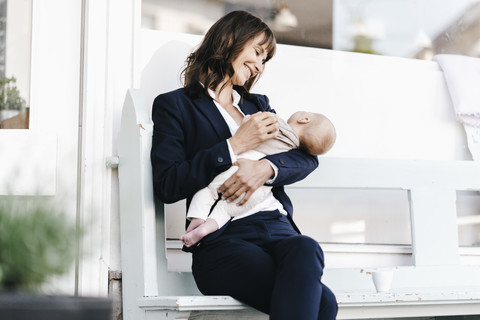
[218,158,274,205]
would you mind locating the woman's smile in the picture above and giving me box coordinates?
[231,33,268,86]
[244,64,253,78]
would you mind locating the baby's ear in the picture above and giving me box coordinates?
[297,117,310,124]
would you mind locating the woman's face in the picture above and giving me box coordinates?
[230,33,269,86]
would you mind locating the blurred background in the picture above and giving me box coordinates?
[141,0,480,60]
[2,0,480,128]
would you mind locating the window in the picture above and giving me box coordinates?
[0,0,32,129]
[457,191,480,247]
[141,0,480,59]
[142,0,333,49]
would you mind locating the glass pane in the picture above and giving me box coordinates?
[333,0,480,59]
[289,189,411,245]
[142,0,480,59]
[0,0,32,129]
[0,0,5,78]
[142,0,333,48]
[457,191,480,247]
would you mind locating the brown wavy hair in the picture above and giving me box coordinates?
[182,10,276,98]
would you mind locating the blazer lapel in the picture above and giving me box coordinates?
[238,97,261,115]
[193,94,232,141]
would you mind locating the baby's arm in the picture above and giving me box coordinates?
[187,187,218,221]
[185,217,206,233]
[184,166,240,247]
[208,184,272,225]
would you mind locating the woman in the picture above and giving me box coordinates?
[151,10,338,320]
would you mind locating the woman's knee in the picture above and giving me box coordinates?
[286,235,325,266]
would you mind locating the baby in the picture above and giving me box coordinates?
[181,111,336,247]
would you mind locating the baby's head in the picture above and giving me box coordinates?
[287,111,336,156]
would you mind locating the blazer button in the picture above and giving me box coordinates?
[217,157,224,163]
[278,159,285,165]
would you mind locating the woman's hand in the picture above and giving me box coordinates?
[228,112,279,155]
[218,158,274,205]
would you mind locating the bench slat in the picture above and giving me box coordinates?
[291,157,480,190]
[409,187,459,266]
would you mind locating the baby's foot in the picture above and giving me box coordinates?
[181,226,209,247]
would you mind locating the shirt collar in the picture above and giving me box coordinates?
[207,87,241,107]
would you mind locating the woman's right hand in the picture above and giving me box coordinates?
[228,112,279,155]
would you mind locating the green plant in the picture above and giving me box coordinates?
[0,198,79,292]
[0,76,27,111]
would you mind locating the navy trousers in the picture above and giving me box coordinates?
[192,210,338,320]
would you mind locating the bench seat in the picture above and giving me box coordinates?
[134,284,480,319]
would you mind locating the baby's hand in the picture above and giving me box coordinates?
[228,112,279,154]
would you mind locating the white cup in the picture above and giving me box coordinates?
[372,270,393,293]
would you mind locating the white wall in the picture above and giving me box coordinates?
[28,0,82,294]
[3,0,139,296]
[77,0,139,295]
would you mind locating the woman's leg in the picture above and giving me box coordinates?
[269,235,337,320]
[192,237,276,314]
[191,211,337,319]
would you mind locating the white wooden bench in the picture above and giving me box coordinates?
[118,31,480,320]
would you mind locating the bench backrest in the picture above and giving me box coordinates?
[138,31,471,161]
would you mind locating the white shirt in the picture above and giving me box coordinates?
[208,88,287,219]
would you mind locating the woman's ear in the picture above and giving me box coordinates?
[297,117,311,124]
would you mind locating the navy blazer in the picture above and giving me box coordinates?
[151,87,318,229]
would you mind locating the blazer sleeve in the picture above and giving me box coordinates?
[251,94,319,186]
[151,92,232,204]
[265,149,318,187]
